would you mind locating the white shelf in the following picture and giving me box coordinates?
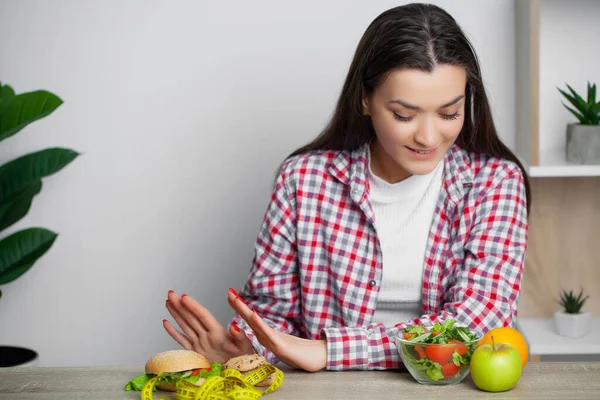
[516,318,600,356]
[527,151,600,177]
[515,1,600,179]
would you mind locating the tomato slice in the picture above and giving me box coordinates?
[191,366,211,377]
[403,332,414,340]
[442,362,461,379]
[448,339,469,356]
[424,345,455,365]
[414,345,426,360]
[432,331,441,337]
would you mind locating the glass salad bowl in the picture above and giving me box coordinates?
[396,319,483,385]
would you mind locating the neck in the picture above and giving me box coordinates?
[369,140,412,184]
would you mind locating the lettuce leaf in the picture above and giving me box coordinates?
[123,371,191,391]
[404,325,425,335]
[124,363,224,392]
[406,319,477,344]
[124,373,155,391]
[207,362,222,377]
[401,345,444,382]
[408,356,444,382]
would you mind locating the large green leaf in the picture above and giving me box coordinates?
[0,89,63,143]
[562,103,586,124]
[588,82,596,106]
[559,88,585,113]
[566,84,588,112]
[0,228,57,284]
[0,181,42,232]
[0,83,16,118]
[0,148,79,203]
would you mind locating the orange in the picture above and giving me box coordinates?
[477,326,529,368]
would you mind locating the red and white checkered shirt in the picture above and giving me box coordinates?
[230,143,528,371]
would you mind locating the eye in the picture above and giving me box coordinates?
[440,112,461,121]
[393,113,414,122]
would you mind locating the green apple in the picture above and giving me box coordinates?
[470,336,523,392]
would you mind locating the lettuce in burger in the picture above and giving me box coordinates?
[125,349,221,392]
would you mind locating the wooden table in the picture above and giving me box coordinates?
[1,362,600,399]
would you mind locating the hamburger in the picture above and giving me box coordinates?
[125,350,221,392]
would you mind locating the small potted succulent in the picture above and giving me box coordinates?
[558,82,600,164]
[554,289,591,338]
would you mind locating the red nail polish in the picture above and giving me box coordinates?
[163,319,167,323]
[232,323,240,332]
[181,293,187,298]
[253,309,259,316]
[166,299,170,303]
[229,288,238,296]
[168,290,174,294]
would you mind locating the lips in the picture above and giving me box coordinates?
[406,146,437,154]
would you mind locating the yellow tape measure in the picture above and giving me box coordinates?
[141,364,284,400]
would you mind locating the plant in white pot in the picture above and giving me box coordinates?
[0,82,79,367]
[558,82,600,164]
[554,289,591,339]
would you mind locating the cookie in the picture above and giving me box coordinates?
[223,354,267,372]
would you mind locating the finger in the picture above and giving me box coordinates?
[226,297,262,335]
[163,318,193,350]
[227,289,254,321]
[181,294,223,333]
[174,295,212,336]
[166,295,204,340]
[226,297,257,347]
[226,296,238,312]
[229,323,257,355]
[166,291,197,337]
[249,309,283,348]
[227,298,286,358]
[229,323,246,341]
[227,291,277,345]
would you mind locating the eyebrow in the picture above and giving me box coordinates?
[389,95,465,110]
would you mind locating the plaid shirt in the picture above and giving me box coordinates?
[231,144,528,371]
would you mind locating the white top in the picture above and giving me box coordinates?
[367,149,444,327]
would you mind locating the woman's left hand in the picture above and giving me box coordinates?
[227,289,327,372]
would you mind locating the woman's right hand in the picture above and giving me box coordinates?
[163,290,255,363]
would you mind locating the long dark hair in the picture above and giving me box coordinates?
[288,3,531,213]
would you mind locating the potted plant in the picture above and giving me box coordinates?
[558,82,600,164]
[0,82,79,367]
[554,288,591,339]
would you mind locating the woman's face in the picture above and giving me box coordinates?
[363,64,467,182]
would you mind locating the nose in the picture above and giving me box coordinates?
[414,116,438,148]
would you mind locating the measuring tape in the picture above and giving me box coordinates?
[141,363,284,400]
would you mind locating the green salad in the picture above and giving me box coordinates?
[399,319,479,382]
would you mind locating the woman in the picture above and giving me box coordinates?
[164,3,530,373]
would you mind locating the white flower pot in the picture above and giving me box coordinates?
[554,311,592,338]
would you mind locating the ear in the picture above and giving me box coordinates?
[362,96,371,116]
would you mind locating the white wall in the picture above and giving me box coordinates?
[539,0,600,162]
[0,0,516,367]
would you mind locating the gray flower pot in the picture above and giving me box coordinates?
[566,123,600,164]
